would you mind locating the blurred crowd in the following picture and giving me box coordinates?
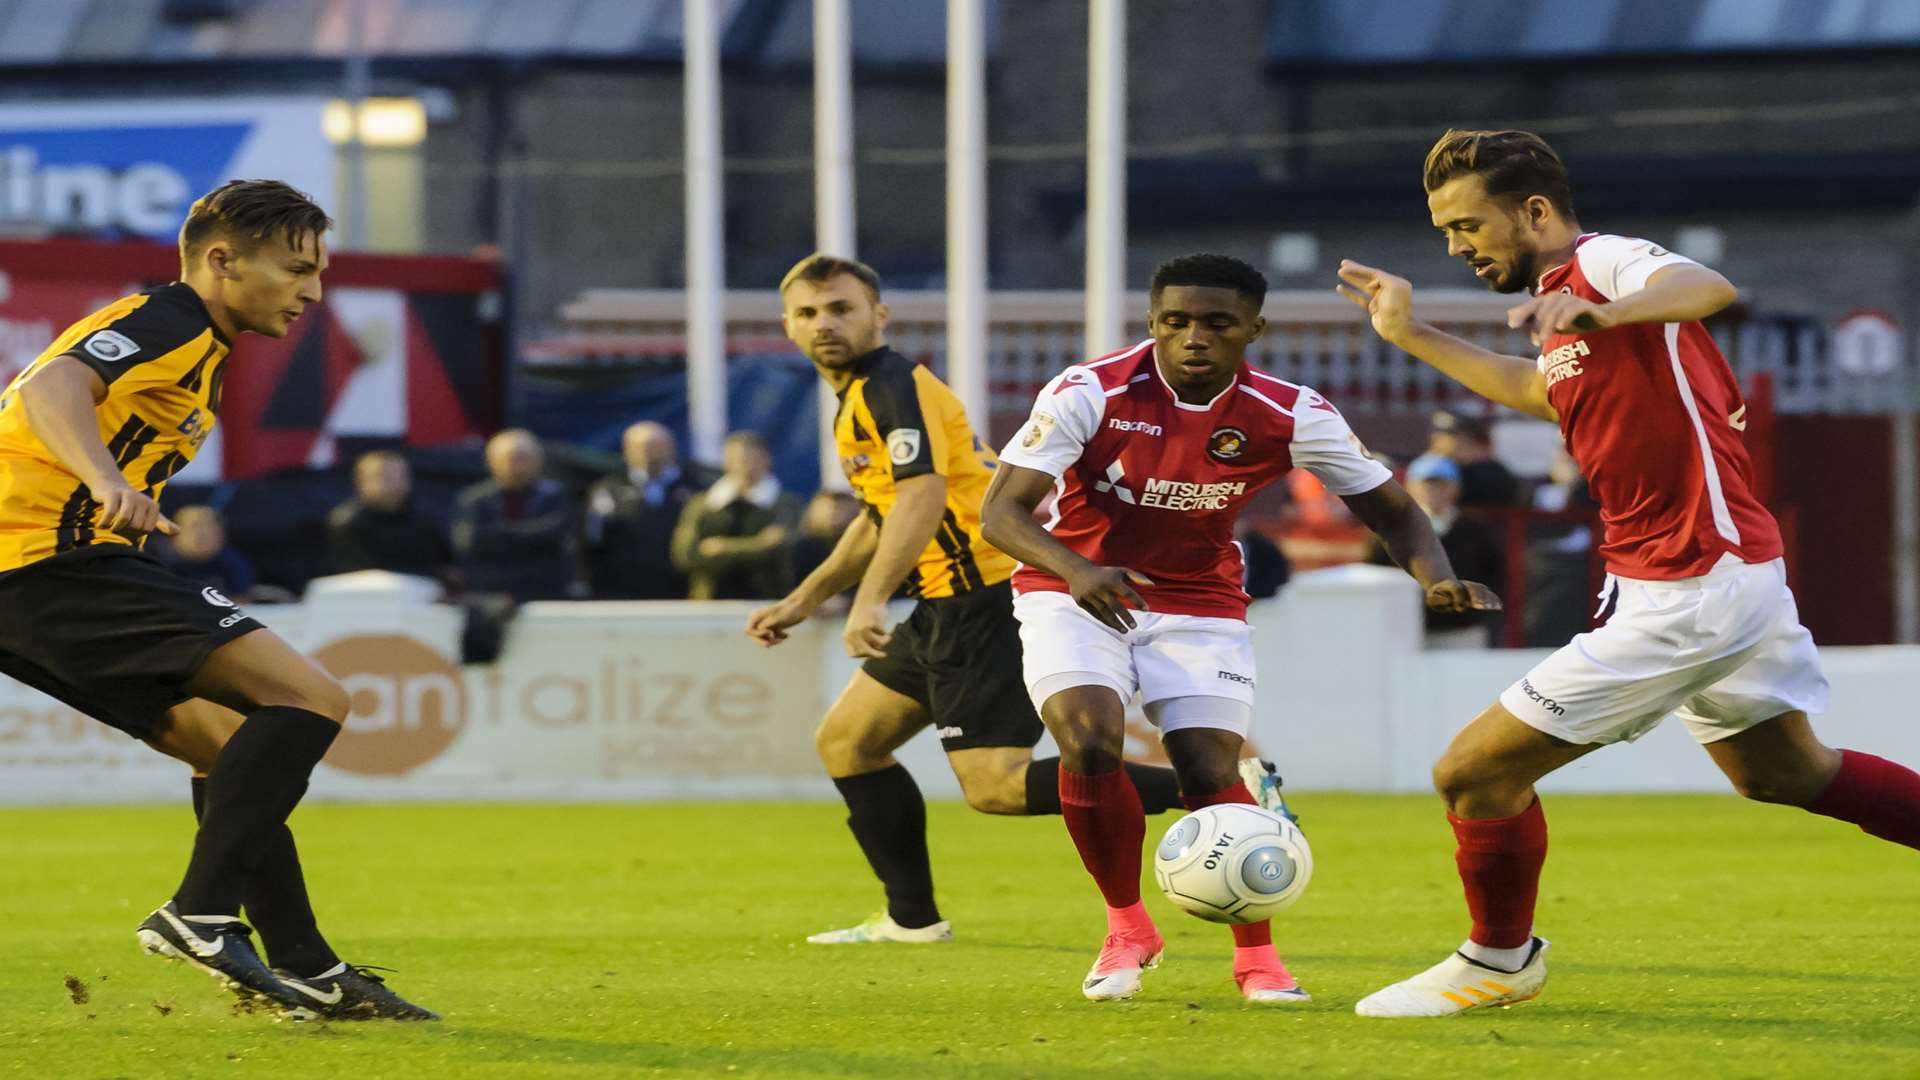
[156,421,861,613]
[151,407,1594,652]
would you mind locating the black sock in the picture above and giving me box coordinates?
[174,707,339,916]
[831,764,940,929]
[190,776,341,977]
[1023,758,1183,816]
[1124,762,1184,815]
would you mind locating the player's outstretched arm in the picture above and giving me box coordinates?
[1341,478,1501,615]
[745,511,878,647]
[1336,260,1557,422]
[17,356,175,537]
[980,463,1151,633]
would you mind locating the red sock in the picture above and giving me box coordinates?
[1060,765,1145,908]
[1450,797,1548,949]
[1182,780,1273,949]
[1807,750,1920,850]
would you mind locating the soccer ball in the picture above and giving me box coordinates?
[1153,803,1312,924]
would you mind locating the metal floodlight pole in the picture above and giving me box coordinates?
[684,0,728,465]
[343,0,370,250]
[813,0,855,490]
[946,0,989,432]
[1895,201,1920,643]
[1084,0,1126,359]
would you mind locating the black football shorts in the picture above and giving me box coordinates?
[0,545,264,739]
[861,580,1045,752]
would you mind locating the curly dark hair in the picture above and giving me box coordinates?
[1150,253,1268,307]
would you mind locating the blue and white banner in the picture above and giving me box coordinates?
[0,97,333,241]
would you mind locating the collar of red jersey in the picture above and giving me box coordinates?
[1148,343,1241,412]
[1532,232,1600,293]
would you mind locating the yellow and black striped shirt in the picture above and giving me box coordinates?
[834,347,1013,599]
[0,283,230,572]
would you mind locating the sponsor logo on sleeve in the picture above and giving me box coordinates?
[200,586,236,608]
[886,428,923,465]
[82,330,140,362]
[1021,411,1057,449]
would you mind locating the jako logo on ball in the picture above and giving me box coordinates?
[313,635,466,776]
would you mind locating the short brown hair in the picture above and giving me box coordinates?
[1423,129,1575,220]
[180,179,332,259]
[779,252,882,301]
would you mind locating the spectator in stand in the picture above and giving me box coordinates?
[453,429,577,602]
[1237,519,1291,600]
[789,489,863,610]
[161,506,265,601]
[329,450,453,579]
[671,431,802,600]
[1368,453,1504,648]
[583,421,714,599]
[1525,444,1601,647]
[1428,409,1519,507]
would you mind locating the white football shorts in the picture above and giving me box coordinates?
[1011,590,1255,737]
[1500,555,1828,745]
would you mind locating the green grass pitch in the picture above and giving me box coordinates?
[4,794,1917,1078]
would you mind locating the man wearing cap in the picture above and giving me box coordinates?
[1369,453,1505,647]
[1428,410,1519,507]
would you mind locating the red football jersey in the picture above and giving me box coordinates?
[1536,234,1782,579]
[997,341,1390,618]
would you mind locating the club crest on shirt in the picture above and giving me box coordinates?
[1207,426,1249,462]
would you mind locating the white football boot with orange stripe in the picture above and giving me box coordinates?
[1354,938,1549,1017]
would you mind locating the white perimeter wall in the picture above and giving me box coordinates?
[2,568,1915,804]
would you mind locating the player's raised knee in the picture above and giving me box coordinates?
[302,673,351,725]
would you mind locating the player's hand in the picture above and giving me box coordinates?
[93,484,176,538]
[1335,260,1416,343]
[1065,564,1154,633]
[745,597,811,647]
[1507,292,1613,346]
[1425,578,1502,614]
[842,601,893,659]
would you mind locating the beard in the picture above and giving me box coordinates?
[1490,246,1540,295]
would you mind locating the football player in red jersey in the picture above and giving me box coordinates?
[1337,129,1920,1017]
[982,253,1498,1003]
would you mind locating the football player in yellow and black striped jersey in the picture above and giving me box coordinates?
[0,180,435,1020]
[745,254,1181,945]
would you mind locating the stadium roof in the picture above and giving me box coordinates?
[0,0,998,68]
[1267,0,1920,65]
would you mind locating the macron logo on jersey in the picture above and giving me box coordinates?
[1107,418,1162,436]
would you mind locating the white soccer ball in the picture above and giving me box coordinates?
[1153,803,1312,924]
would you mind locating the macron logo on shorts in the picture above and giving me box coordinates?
[1520,678,1566,716]
[1216,670,1253,686]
